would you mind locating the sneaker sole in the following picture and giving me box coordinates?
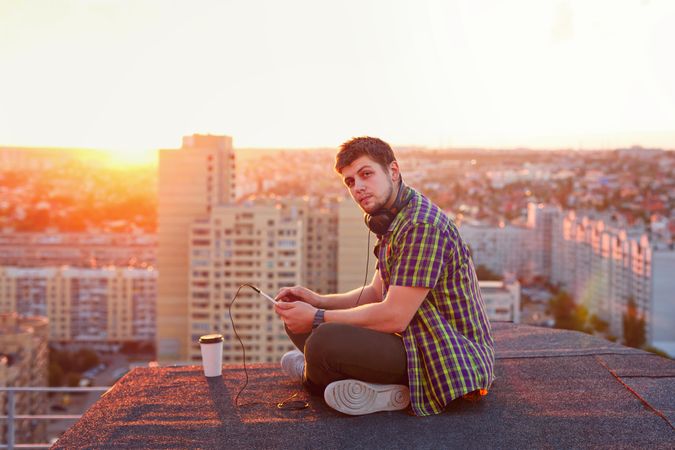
[324,379,410,415]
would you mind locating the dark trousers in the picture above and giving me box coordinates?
[286,322,409,394]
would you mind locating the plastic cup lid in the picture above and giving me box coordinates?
[199,334,224,344]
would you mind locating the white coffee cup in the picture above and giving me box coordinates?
[199,334,224,377]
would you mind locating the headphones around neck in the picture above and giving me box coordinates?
[364,178,411,236]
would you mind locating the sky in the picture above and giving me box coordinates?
[1,0,675,163]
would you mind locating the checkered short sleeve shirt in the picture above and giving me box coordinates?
[376,187,495,416]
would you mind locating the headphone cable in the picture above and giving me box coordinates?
[228,284,252,406]
[228,283,309,410]
[354,230,371,307]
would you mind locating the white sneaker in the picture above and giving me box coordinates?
[323,379,410,415]
[280,349,305,384]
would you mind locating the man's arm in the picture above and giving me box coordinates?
[324,285,428,333]
[321,270,383,309]
[276,270,384,310]
[277,223,445,334]
[275,284,429,334]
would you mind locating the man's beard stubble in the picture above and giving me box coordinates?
[363,178,395,215]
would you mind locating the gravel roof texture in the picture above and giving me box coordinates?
[53,323,675,449]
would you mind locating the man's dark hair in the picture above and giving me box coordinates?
[335,136,396,174]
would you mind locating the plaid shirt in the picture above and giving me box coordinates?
[375,187,495,416]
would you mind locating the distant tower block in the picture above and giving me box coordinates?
[186,203,303,364]
[337,197,376,293]
[157,134,235,362]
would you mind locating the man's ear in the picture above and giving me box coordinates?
[389,161,400,182]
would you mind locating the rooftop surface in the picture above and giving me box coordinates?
[54,323,674,449]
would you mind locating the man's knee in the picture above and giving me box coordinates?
[304,322,350,363]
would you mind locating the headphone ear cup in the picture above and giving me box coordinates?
[364,183,410,235]
[365,211,395,235]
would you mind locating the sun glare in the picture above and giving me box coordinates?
[103,148,157,168]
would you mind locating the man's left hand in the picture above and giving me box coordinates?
[274,301,317,334]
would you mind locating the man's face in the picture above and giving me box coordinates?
[340,155,399,214]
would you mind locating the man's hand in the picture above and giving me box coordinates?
[274,301,317,334]
[275,285,324,308]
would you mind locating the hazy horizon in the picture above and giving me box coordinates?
[1,140,673,168]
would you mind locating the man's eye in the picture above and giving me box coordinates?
[362,172,371,177]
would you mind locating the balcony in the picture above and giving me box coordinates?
[1,387,111,449]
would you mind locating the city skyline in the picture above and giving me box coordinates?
[2,0,675,165]
[2,134,672,360]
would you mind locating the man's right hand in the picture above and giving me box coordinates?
[275,285,324,308]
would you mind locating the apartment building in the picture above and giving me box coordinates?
[304,200,339,295]
[0,313,49,445]
[157,134,235,362]
[651,244,675,355]
[337,197,376,293]
[479,280,521,323]
[185,194,373,364]
[187,203,303,363]
[467,203,670,349]
[158,133,374,363]
[552,212,652,341]
[460,220,532,279]
[0,267,156,345]
[253,196,341,295]
[0,232,156,268]
[527,203,562,280]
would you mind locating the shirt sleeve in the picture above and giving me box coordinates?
[389,223,449,288]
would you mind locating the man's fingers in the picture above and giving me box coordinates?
[275,287,298,301]
[274,302,295,314]
[276,289,303,302]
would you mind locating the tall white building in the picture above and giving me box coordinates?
[460,220,532,279]
[184,194,373,363]
[157,134,378,363]
[650,244,675,356]
[527,203,562,280]
[551,211,654,344]
[304,200,339,295]
[337,198,376,292]
[186,203,302,363]
[157,134,235,362]
[482,202,671,350]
